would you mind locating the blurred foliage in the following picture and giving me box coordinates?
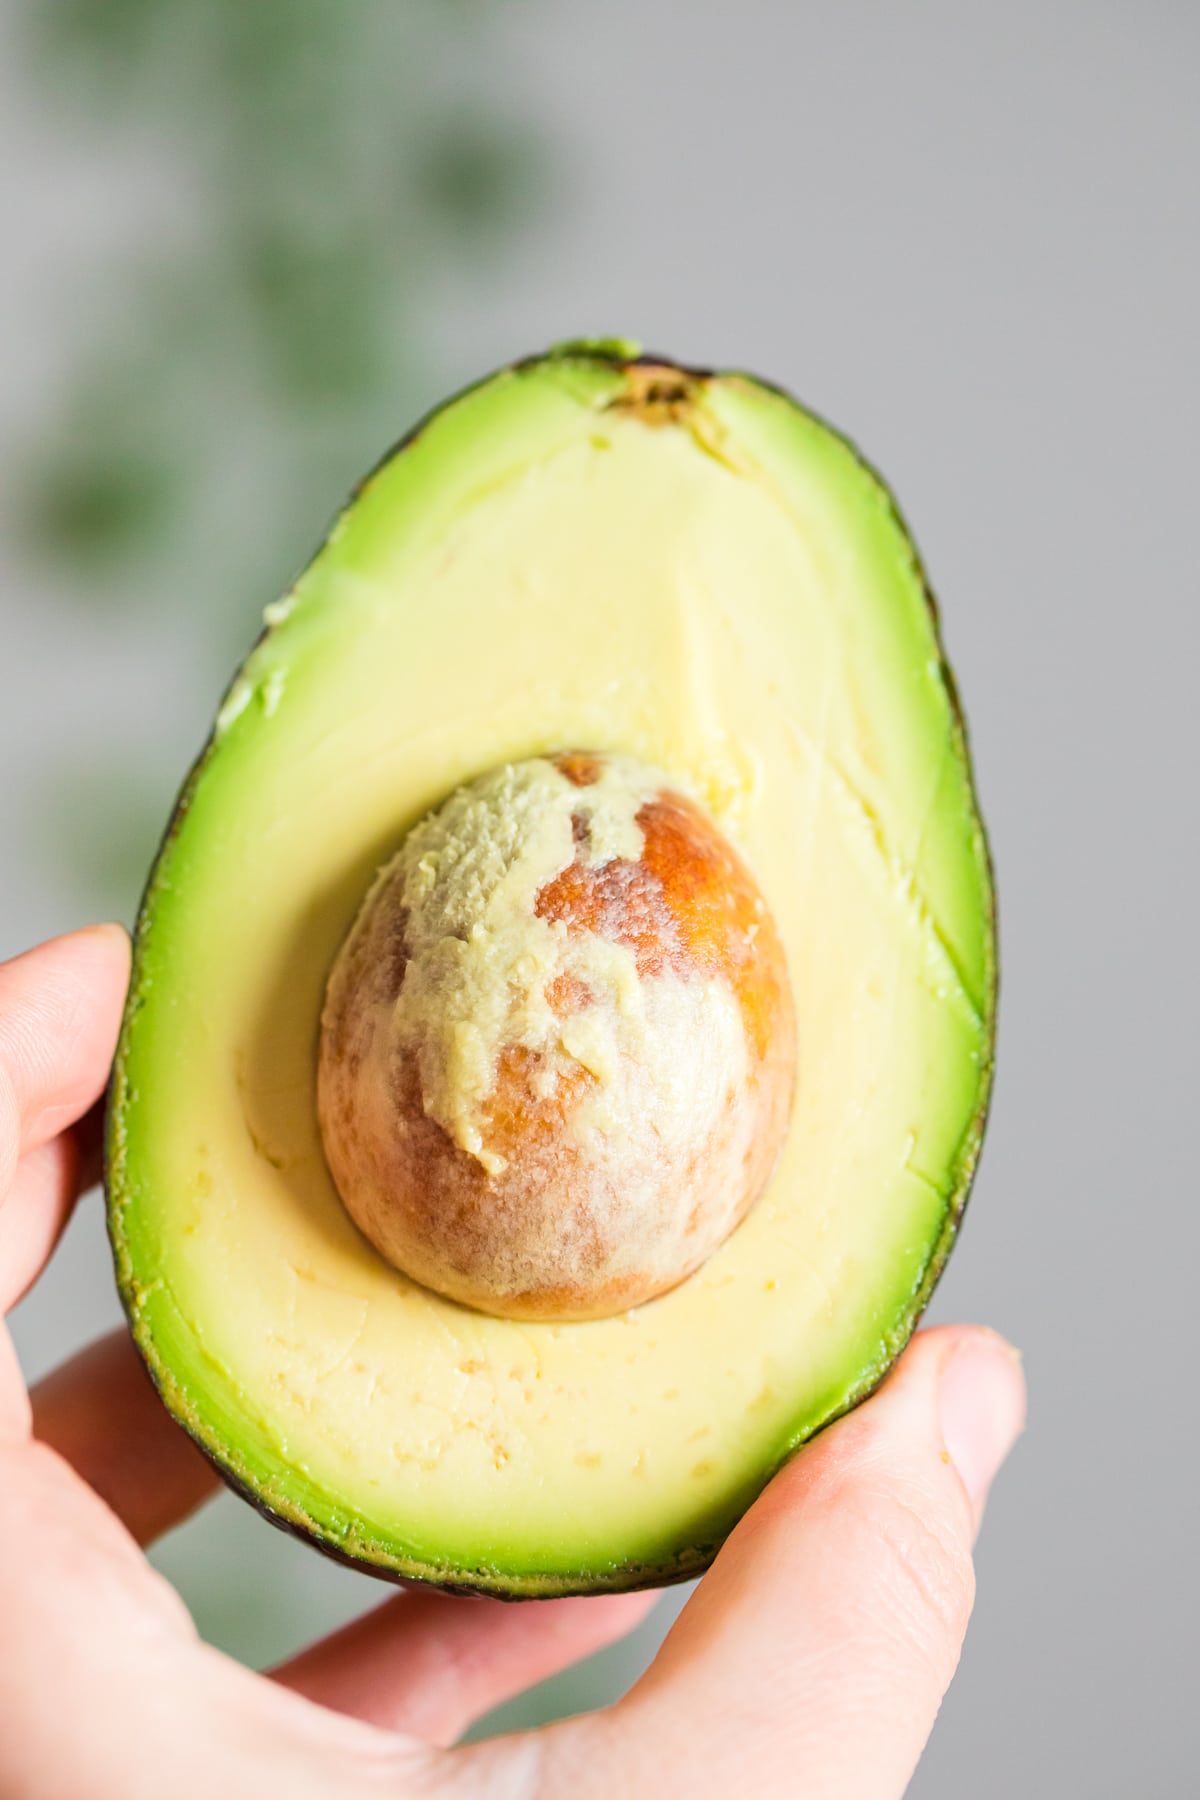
[18,0,547,638]
[7,4,658,1733]
[13,0,549,918]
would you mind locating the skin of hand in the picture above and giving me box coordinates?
[0,927,1024,1800]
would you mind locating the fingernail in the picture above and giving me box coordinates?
[74,924,132,969]
[78,923,131,947]
[938,1335,1025,1512]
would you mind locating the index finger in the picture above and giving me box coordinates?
[0,925,130,1197]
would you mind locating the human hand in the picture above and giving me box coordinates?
[0,926,1024,1799]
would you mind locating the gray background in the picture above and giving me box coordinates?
[3,3,1197,1794]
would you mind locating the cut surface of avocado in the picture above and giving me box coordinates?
[107,344,995,1596]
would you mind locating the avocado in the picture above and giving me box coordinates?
[106,340,995,1597]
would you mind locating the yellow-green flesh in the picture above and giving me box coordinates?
[109,352,993,1593]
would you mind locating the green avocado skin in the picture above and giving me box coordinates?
[105,338,997,1600]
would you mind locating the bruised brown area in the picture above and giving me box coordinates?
[480,1043,595,1158]
[535,787,790,1062]
[554,751,602,788]
[536,855,677,979]
[544,969,591,1015]
[317,751,796,1321]
[606,363,698,427]
[323,1041,665,1321]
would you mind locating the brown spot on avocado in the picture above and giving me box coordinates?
[608,363,698,427]
[555,751,603,788]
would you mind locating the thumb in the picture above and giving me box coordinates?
[530,1324,1025,1800]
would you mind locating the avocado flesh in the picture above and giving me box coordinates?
[107,346,994,1596]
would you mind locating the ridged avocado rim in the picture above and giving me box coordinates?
[105,339,997,1598]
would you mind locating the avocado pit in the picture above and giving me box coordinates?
[317,751,796,1321]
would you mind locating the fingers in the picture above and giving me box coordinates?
[30,1329,219,1545]
[70,1093,109,1195]
[273,1585,656,1747]
[0,1322,32,1438]
[0,924,129,1197]
[514,1325,1024,1800]
[0,1135,82,1314]
[0,928,129,1313]
[651,1323,1024,1794]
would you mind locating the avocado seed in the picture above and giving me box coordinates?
[317,752,795,1321]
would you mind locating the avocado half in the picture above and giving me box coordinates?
[107,339,995,1598]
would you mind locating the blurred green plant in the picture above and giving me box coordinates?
[13,0,549,915]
